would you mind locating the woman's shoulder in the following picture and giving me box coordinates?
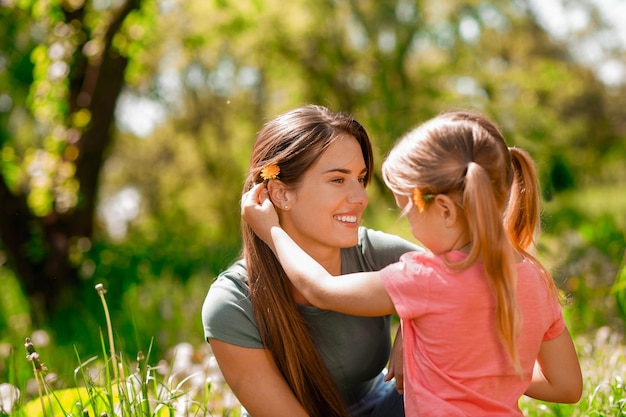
[206,259,250,299]
[202,259,264,348]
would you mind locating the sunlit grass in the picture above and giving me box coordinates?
[4,325,624,416]
[1,282,625,416]
[0,283,241,417]
[7,343,242,416]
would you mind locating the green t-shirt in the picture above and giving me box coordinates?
[202,227,419,407]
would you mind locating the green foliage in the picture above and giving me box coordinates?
[0,267,31,338]
[613,256,626,330]
[43,233,239,362]
[2,0,625,314]
[538,186,626,334]
[579,215,626,266]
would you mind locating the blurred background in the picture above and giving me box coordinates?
[0,0,624,403]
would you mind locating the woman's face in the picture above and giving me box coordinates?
[280,134,369,258]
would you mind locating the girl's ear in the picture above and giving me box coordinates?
[267,180,292,210]
[433,194,459,225]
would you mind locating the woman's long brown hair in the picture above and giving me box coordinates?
[241,105,373,417]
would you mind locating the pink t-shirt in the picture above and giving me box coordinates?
[380,251,565,417]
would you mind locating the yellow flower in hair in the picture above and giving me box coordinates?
[412,188,434,213]
[260,164,280,183]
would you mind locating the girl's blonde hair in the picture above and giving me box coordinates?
[382,110,560,373]
[242,105,374,417]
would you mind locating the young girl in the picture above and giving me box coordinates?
[241,110,583,416]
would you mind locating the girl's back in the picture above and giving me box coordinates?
[380,250,564,416]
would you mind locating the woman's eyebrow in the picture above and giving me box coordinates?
[322,167,368,175]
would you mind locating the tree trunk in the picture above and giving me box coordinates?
[0,0,140,317]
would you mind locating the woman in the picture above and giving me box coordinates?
[202,105,421,416]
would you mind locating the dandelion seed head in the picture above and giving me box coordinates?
[31,330,50,347]
[0,383,20,414]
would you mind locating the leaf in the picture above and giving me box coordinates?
[17,387,108,417]
[611,252,626,327]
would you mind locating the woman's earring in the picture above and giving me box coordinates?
[284,205,289,209]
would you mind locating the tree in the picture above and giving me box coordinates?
[1,0,623,329]
[0,0,143,316]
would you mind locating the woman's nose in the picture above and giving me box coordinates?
[349,181,369,205]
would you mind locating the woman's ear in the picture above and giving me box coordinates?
[267,180,292,210]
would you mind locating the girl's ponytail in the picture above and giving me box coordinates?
[506,147,560,301]
[464,161,522,374]
[505,147,540,253]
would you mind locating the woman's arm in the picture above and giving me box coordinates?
[241,184,395,316]
[523,329,583,403]
[209,339,309,417]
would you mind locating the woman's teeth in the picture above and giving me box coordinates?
[334,215,357,223]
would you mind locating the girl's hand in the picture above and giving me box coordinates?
[241,182,280,245]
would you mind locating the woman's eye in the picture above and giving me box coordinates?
[331,178,344,184]
[358,176,367,184]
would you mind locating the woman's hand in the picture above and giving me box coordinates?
[385,327,404,394]
[241,183,280,246]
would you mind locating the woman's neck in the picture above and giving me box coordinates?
[290,245,341,305]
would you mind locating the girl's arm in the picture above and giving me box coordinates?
[524,328,583,403]
[242,184,395,316]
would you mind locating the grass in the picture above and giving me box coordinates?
[0,283,242,417]
[1,284,625,416]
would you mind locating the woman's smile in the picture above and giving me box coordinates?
[333,214,359,224]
